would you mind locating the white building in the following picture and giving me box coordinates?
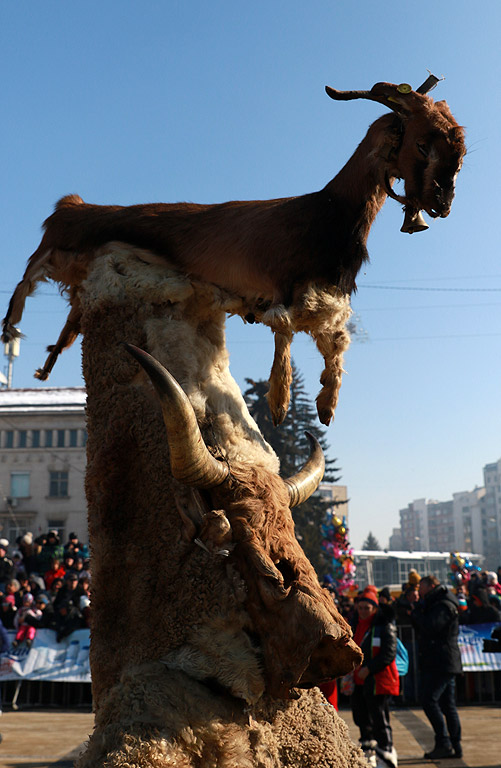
[353,550,483,591]
[0,388,87,545]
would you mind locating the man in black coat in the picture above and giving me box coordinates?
[411,575,462,760]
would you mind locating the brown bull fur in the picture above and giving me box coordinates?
[2,80,464,427]
[67,245,366,767]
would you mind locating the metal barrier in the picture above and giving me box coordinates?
[1,625,500,709]
[396,624,501,704]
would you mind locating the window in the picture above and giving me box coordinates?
[49,471,69,498]
[18,430,27,448]
[45,430,53,448]
[10,472,30,498]
[57,430,65,448]
[32,430,40,448]
[5,431,14,449]
[69,429,78,448]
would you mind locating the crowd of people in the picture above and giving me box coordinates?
[323,565,501,766]
[0,530,91,648]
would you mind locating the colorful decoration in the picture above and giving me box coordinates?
[321,512,357,595]
[449,551,481,587]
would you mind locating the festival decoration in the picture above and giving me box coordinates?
[449,551,481,587]
[321,512,357,595]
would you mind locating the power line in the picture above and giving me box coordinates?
[361,284,501,293]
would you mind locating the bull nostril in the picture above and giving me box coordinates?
[275,559,297,590]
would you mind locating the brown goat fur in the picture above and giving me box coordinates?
[2,81,464,426]
[73,246,364,766]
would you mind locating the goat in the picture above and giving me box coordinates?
[2,78,465,420]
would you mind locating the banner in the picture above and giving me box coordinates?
[458,623,501,672]
[0,629,90,683]
[0,624,499,682]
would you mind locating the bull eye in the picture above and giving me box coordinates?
[417,142,428,158]
[275,559,297,590]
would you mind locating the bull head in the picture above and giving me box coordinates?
[326,76,466,233]
[125,343,362,699]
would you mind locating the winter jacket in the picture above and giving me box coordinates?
[352,605,400,696]
[410,584,462,674]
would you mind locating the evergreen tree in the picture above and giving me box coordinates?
[244,362,345,575]
[362,531,381,551]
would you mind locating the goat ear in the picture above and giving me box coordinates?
[175,490,207,541]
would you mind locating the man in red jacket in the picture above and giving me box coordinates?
[351,585,400,768]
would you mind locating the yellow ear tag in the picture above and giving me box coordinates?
[397,83,412,94]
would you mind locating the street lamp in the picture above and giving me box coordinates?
[2,332,21,388]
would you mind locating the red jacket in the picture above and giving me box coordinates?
[352,606,399,696]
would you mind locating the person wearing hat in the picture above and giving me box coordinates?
[35,531,64,575]
[350,585,399,768]
[0,541,15,593]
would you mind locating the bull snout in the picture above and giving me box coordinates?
[297,631,363,689]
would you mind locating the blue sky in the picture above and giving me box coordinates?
[1,2,500,548]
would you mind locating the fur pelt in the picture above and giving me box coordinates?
[74,243,363,766]
[76,663,368,768]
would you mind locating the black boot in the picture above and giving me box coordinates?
[424,745,455,759]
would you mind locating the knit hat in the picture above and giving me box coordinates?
[22,593,34,605]
[408,569,421,586]
[379,586,391,602]
[359,585,379,607]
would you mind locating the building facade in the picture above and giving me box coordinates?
[393,458,501,569]
[0,388,87,545]
[353,550,483,591]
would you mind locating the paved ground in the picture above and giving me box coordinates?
[339,705,501,768]
[0,705,499,767]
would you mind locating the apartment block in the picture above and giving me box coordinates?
[0,388,87,544]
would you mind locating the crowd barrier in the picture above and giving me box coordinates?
[0,624,500,709]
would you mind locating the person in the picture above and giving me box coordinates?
[0,542,15,592]
[395,584,419,625]
[54,571,82,608]
[411,575,462,760]
[0,613,9,736]
[35,530,64,575]
[44,557,66,589]
[12,593,41,649]
[26,593,57,631]
[350,585,399,768]
[378,586,393,605]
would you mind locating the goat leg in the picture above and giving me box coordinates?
[34,294,82,380]
[313,328,350,426]
[266,328,293,427]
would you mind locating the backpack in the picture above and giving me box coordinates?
[396,638,409,676]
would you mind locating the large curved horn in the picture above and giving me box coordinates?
[124,344,229,489]
[285,432,325,508]
[325,82,426,117]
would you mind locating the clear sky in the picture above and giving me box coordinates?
[1,2,500,548]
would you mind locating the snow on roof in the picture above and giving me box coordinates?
[353,550,482,560]
[0,387,86,413]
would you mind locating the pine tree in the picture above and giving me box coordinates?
[362,531,381,551]
[244,361,344,574]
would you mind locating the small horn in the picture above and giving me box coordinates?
[401,208,429,234]
[285,432,325,508]
[124,344,229,489]
[416,73,442,95]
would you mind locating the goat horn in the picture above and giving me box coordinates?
[124,344,229,489]
[325,82,425,117]
[285,432,325,508]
